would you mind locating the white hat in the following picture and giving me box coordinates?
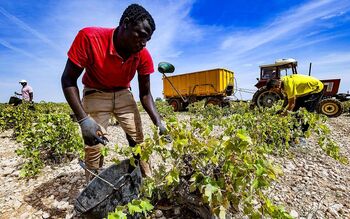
[19,79,27,83]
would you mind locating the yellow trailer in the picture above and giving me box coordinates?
[162,68,234,111]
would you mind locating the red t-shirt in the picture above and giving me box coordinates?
[68,27,154,89]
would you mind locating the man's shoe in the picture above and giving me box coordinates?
[140,160,152,178]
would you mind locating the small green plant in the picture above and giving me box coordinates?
[0,102,83,177]
[155,99,175,118]
[108,198,154,219]
[16,112,83,177]
[342,100,350,114]
[111,102,347,218]
[137,99,175,118]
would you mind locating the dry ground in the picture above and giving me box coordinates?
[0,112,349,219]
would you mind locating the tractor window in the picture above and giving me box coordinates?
[323,82,334,92]
[261,68,277,80]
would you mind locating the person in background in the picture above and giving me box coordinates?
[15,79,34,102]
[61,4,168,181]
[266,74,324,145]
[266,74,324,116]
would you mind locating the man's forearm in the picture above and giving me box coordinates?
[61,59,85,121]
[140,94,162,126]
[286,98,296,112]
[63,86,87,121]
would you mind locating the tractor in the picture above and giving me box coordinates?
[251,58,349,117]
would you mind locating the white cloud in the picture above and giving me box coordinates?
[321,11,346,20]
[0,39,43,61]
[219,0,350,54]
[0,6,64,54]
[1,0,350,102]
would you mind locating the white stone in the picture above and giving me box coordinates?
[290,209,299,218]
[42,212,50,218]
[330,203,343,213]
[13,199,22,209]
[328,206,340,218]
[11,171,20,177]
[20,212,30,219]
[155,209,163,217]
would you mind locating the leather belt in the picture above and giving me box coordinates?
[84,87,128,96]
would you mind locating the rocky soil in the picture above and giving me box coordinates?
[0,112,349,219]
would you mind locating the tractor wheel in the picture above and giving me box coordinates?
[205,98,221,106]
[317,98,343,117]
[169,99,182,112]
[252,87,285,108]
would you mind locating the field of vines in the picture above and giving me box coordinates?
[0,100,349,219]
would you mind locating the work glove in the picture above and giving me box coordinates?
[159,124,172,143]
[78,116,109,146]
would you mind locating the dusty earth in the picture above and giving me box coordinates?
[0,112,349,219]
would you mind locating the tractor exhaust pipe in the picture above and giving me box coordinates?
[308,62,312,76]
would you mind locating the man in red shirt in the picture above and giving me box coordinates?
[61,4,166,180]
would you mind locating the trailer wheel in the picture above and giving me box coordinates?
[169,99,182,112]
[205,98,221,106]
[317,98,343,117]
[252,87,285,108]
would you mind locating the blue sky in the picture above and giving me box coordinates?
[1,0,350,102]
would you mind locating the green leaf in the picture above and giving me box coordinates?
[252,178,259,189]
[251,211,261,219]
[204,184,218,203]
[130,157,136,167]
[165,174,173,185]
[236,129,252,144]
[133,145,142,156]
[255,164,265,176]
[100,146,109,157]
[127,203,142,215]
[108,210,127,219]
[189,183,197,192]
[140,199,154,213]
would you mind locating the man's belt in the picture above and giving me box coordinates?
[84,87,128,96]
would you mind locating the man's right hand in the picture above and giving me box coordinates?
[78,116,108,146]
[159,124,172,143]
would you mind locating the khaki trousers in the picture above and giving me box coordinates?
[82,88,144,171]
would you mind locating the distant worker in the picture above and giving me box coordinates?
[266,74,324,115]
[267,74,324,140]
[61,4,168,181]
[15,79,34,102]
